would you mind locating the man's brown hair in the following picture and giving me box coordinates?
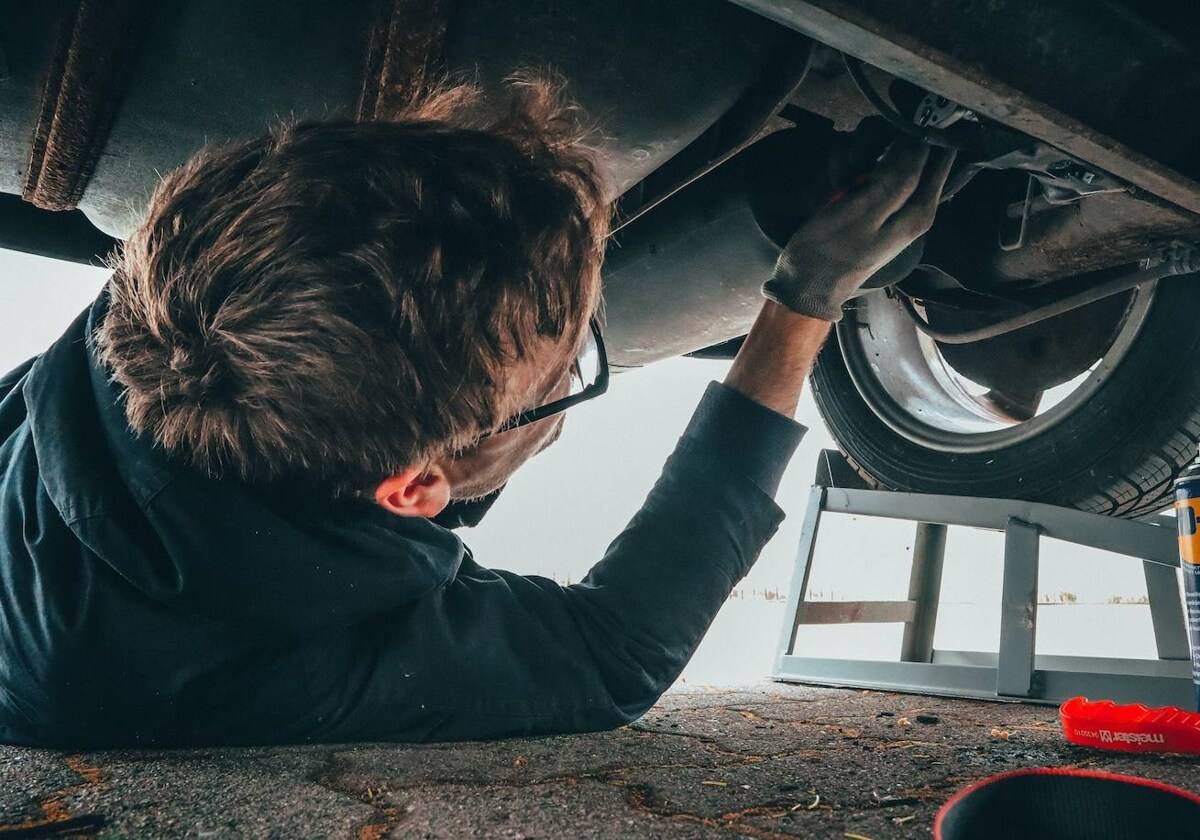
[97,79,610,494]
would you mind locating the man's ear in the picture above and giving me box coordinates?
[374,465,451,518]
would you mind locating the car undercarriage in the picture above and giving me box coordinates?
[3,0,1199,514]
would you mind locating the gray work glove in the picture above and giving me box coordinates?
[763,140,956,322]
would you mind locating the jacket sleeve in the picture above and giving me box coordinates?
[0,357,36,401]
[0,358,37,441]
[306,383,806,743]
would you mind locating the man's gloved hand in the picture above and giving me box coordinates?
[762,139,956,322]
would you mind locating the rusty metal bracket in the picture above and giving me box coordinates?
[22,0,153,211]
[356,0,454,121]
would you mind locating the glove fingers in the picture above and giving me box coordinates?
[846,139,930,225]
[883,147,957,242]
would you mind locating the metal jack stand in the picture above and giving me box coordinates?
[772,450,1193,707]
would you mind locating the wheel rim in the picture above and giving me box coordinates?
[835,287,1156,453]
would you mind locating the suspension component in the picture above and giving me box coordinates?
[901,243,1200,345]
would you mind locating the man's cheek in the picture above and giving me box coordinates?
[537,416,566,454]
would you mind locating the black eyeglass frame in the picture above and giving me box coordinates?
[493,318,609,434]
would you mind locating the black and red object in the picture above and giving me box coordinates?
[935,768,1200,840]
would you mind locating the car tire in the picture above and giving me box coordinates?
[810,276,1200,517]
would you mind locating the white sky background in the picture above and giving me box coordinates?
[1,248,1166,683]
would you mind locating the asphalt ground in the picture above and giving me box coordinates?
[2,683,1197,839]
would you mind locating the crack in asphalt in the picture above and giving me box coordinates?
[308,751,407,840]
[0,755,107,838]
[620,780,801,840]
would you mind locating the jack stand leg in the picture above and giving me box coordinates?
[997,518,1040,698]
[901,522,948,663]
[776,486,825,660]
[1144,559,1190,661]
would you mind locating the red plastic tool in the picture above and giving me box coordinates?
[1060,697,1200,754]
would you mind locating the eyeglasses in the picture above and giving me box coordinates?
[493,318,609,433]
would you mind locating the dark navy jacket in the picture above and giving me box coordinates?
[0,293,803,748]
